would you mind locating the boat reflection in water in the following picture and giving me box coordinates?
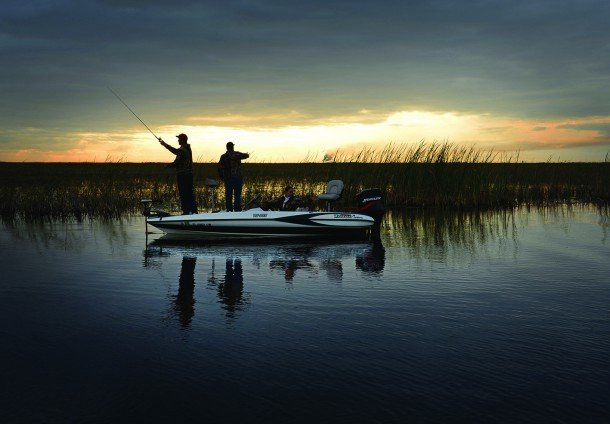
[355,242,386,274]
[143,237,385,325]
[266,243,386,282]
[269,257,315,282]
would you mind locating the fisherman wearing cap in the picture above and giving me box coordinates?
[218,141,249,212]
[158,133,198,215]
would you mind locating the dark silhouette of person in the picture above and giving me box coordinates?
[264,186,316,211]
[158,133,198,215]
[218,258,244,318]
[173,256,197,329]
[218,141,249,211]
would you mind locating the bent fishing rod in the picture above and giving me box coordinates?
[107,87,160,141]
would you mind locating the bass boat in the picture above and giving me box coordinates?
[143,182,385,240]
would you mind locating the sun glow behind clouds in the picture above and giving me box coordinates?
[2,111,609,162]
[145,111,486,162]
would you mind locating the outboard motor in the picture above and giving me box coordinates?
[356,188,386,242]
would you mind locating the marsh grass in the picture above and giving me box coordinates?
[1,143,608,220]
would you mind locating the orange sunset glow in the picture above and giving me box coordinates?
[2,111,609,163]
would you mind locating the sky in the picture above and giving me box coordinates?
[1,0,610,163]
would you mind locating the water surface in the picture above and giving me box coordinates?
[1,206,609,423]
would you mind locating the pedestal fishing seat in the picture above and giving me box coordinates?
[317,180,344,211]
[205,178,219,211]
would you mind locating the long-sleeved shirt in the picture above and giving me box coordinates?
[162,142,193,174]
[218,151,249,179]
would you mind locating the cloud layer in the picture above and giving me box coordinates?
[1,0,610,160]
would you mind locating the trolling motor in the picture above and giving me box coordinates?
[141,199,153,217]
[356,188,386,242]
[140,199,171,218]
[141,199,171,239]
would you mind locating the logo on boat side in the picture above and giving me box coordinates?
[362,196,382,202]
[253,213,267,217]
[334,213,355,219]
[181,221,211,226]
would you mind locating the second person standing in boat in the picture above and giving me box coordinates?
[218,141,249,212]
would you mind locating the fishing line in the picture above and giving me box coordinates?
[108,87,159,140]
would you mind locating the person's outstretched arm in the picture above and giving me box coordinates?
[158,138,180,155]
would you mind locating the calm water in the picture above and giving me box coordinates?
[1,206,609,423]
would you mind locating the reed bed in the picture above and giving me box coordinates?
[1,143,608,220]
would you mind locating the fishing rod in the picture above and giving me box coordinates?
[107,87,159,140]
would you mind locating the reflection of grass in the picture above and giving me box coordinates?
[385,204,610,260]
[1,142,609,220]
[383,208,518,256]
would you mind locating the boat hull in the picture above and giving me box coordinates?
[147,210,375,239]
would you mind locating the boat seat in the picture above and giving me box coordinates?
[205,178,219,188]
[205,178,219,211]
[318,180,344,211]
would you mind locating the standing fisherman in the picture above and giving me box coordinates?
[106,88,197,214]
[218,141,249,212]
[158,133,198,215]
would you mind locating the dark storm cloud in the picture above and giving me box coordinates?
[1,0,610,149]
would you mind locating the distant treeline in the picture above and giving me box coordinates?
[1,159,608,220]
